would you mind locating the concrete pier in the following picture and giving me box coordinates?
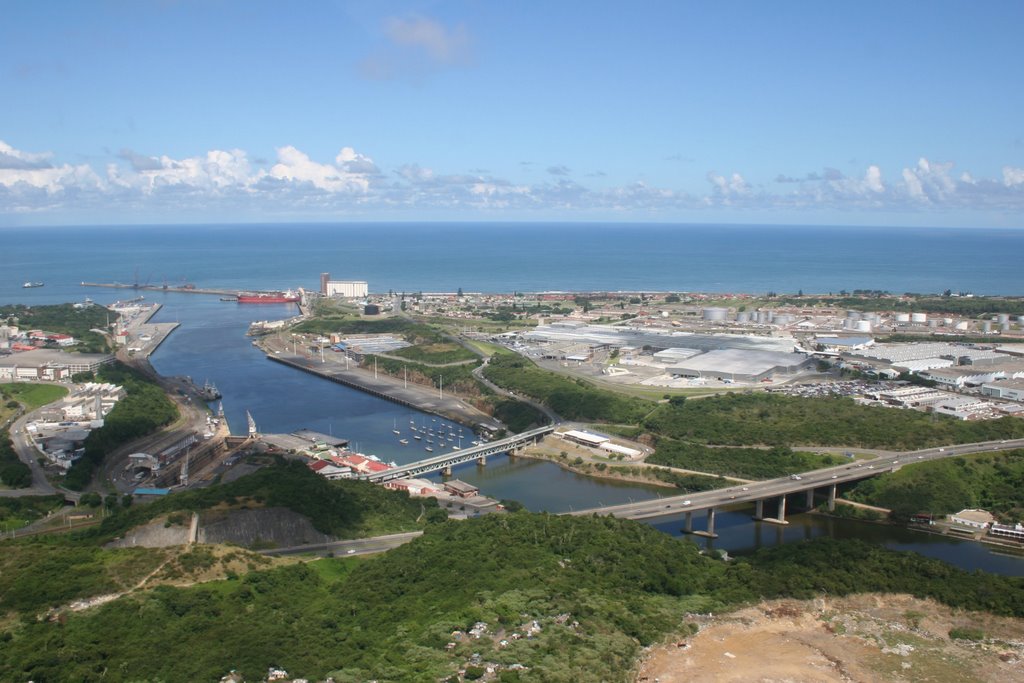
[753,498,764,520]
[828,483,837,512]
[805,488,815,510]
[762,495,789,526]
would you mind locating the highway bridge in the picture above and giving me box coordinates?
[569,437,1024,537]
[361,425,556,482]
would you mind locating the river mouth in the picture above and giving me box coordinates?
[144,291,1024,577]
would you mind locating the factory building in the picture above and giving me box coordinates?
[666,349,813,383]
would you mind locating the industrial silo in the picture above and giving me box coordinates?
[997,313,1010,324]
[911,313,927,324]
[702,307,729,322]
[982,321,993,333]
[854,320,873,333]
[895,313,911,324]
[736,311,750,323]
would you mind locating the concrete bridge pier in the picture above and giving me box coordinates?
[477,454,487,466]
[828,483,837,512]
[753,499,764,520]
[441,465,452,477]
[762,495,789,526]
[805,488,815,510]
[683,511,693,533]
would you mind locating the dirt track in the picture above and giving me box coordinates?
[635,594,1024,683]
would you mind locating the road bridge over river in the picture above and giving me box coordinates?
[569,438,1024,537]
[361,425,555,482]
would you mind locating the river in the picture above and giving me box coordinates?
[144,291,1024,576]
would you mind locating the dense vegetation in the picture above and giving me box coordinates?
[83,459,432,543]
[642,393,1024,449]
[0,430,32,488]
[648,440,842,480]
[369,353,482,394]
[390,342,478,365]
[65,363,179,490]
[765,294,1024,317]
[0,543,168,615]
[0,303,115,353]
[492,397,547,432]
[0,495,63,531]
[848,449,1024,522]
[2,514,1023,682]
[484,353,652,423]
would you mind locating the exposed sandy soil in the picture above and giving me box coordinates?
[634,594,1024,683]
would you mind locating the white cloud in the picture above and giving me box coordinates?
[383,16,470,65]
[360,15,473,80]
[269,146,373,193]
[1004,166,1024,187]
[3,140,1024,222]
[0,140,102,202]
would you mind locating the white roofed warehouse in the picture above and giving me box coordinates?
[666,349,813,383]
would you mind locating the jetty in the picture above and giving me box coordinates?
[81,282,243,296]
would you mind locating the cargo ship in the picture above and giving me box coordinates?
[235,290,300,304]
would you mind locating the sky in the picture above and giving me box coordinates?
[1,0,1023,228]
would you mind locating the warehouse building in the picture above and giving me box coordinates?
[0,349,114,381]
[667,349,813,383]
[980,378,1024,401]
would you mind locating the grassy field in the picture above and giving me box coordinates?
[1,383,68,411]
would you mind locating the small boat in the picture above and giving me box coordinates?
[451,445,461,451]
[425,446,434,452]
[399,439,409,445]
[414,435,422,440]
[427,438,434,444]
[220,296,237,301]
[22,281,44,288]
[392,420,400,436]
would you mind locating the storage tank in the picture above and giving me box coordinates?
[774,314,791,325]
[702,307,728,322]
[982,321,993,333]
[1001,322,1011,332]
[928,319,939,328]
[1018,315,1024,324]
[943,317,954,326]
[870,313,882,325]
[955,321,969,331]
[736,311,750,323]
[910,313,927,324]
[895,313,911,323]
[997,313,1010,324]
[854,320,873,333]
[755,311,767,324]
[846,310,861,321]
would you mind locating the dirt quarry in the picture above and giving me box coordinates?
[634,594,1024,683]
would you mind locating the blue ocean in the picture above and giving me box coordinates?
[3,223,1024,303]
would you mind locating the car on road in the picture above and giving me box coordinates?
[682,500,692,506]
[346,549,356,555]
[830,474,838,479]
[790,474,802,480]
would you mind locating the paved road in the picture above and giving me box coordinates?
[259,531,424,557]
[2,407,59,498]
[571,437,1024,520]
